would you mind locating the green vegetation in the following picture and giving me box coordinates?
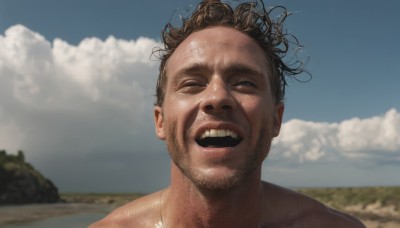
[0,150,27,164]
[0,150,42,185]
[297,186,400,223]
[297,186,400,210]
[0,150,59,204]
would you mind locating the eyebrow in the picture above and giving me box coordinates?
[223,64,265,79]
[176,63,265,78]
[177,63,211,76]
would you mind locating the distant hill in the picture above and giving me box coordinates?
[0,150,60,204]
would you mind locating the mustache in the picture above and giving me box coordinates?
[196,113,236,123]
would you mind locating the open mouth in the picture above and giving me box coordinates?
[196,129,242,148]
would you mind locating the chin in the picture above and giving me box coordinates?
[182,164,258,192]
[193,173,242,192]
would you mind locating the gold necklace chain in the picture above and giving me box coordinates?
[158,185,264,228]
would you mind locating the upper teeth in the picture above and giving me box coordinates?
[200,129,238,139]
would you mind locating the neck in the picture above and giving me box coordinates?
[162,164,264,227]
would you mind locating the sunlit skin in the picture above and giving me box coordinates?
[152,26,283,227]
[89,26,365,228]
[154,26,283,192]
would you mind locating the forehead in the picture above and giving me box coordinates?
[165,26,269,77]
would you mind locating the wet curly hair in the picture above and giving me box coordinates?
[155,0,305,106]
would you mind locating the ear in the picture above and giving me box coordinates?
[272,102,284,137]
[154,106,166,140]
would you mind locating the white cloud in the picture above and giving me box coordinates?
[0,25,167,192]
[271,120,339,163]
[272,108,400,164]
[338,109,400,155]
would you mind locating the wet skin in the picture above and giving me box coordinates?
[154,26,284,190]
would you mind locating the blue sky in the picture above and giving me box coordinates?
[1,0,399,193]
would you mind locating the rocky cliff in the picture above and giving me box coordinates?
[0,150,60,204]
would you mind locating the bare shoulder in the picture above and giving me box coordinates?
[89,190,163,228]
[262,182,365,228]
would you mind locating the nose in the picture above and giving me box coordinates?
[200,79,237,115]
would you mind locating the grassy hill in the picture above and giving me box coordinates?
[298,187,400,222]
[0,150,60,204]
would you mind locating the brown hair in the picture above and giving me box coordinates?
[155,0,306,106]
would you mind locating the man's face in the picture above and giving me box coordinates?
[154,26,284,191]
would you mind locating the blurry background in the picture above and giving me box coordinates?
[0,0,399,193]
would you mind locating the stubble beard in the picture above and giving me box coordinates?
[165,121,273,192]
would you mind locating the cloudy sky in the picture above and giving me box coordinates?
[1,0,399,193]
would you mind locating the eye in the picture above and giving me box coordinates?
[183,80,203,87]
[178,79,205,93]
[231,78,258,94]
[235,81,256,87]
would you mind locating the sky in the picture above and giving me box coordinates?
[0,0,399,193]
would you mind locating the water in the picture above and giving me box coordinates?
[4,213,106,228]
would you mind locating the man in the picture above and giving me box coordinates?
[91,0,365,227]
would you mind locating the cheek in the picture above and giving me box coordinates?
[164,96,199,133]
[242,97,275,132]
[242,97,268,119]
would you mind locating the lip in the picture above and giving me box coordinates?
[195,143,238,157]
